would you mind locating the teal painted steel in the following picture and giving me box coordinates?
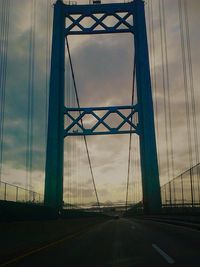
[64,2,134,35]
[64,105,138,137]
[44,0,161,214]
[134,0,161,213]
[44,0,65,210]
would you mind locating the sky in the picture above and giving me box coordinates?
[0,0,200,205]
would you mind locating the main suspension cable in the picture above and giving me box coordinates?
[66,38,101,211]
[158,0,171,192]
[125,52,136,211]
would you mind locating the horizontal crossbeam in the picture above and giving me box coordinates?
[63,2,135,15]
[64,105,139,137]
[64,2,134,35]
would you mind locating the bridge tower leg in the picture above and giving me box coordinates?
[134,0,162,214]
[44,0,65,210]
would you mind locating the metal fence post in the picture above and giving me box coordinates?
[16,186,18,202]
[169,181,172,207]
[4,183,7,200]
[164,186,167,205]
[190,168,194,207]
[197,164,200,204]
[181,174,184,206]
[173,179,176,206]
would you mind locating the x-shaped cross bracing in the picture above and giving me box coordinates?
[64,105,139,137]
[65,11,133,35]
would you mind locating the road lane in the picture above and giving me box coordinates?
[131,218,200,267]
[152,244,175,264]
[2,218,200,267]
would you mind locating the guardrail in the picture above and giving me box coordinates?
[0,181,44,204]
[161,163,200,207]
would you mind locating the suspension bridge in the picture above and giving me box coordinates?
[0,0,200,265]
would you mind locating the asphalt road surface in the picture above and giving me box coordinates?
[2,218,200,267]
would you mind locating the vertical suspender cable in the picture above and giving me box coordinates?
[183,0,200,199]
[178,0,194,205]
[149,0,161,173]
[158,0,177,203]
[26,0,36,193]
[26,2,32,191]
[0,0,10,182]
[30,0,36,193]
[0,0,6,181]
[183,0,199,165]
[143,1,161,192]
[161,0,175,180]
[178,0,193,168]
[185,0,199,159]
[0,1,6,84]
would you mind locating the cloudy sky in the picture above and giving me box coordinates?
[0,0,199,205]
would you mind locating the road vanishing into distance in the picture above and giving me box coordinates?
[2,218,200,267]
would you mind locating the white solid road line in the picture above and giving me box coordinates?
[152,244,175,264]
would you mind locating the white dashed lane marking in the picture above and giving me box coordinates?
[152,243,175,264]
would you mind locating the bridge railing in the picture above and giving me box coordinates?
[0,181,44,204]
[161,163,200,207]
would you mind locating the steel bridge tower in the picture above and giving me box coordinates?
[44,0,162,214]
